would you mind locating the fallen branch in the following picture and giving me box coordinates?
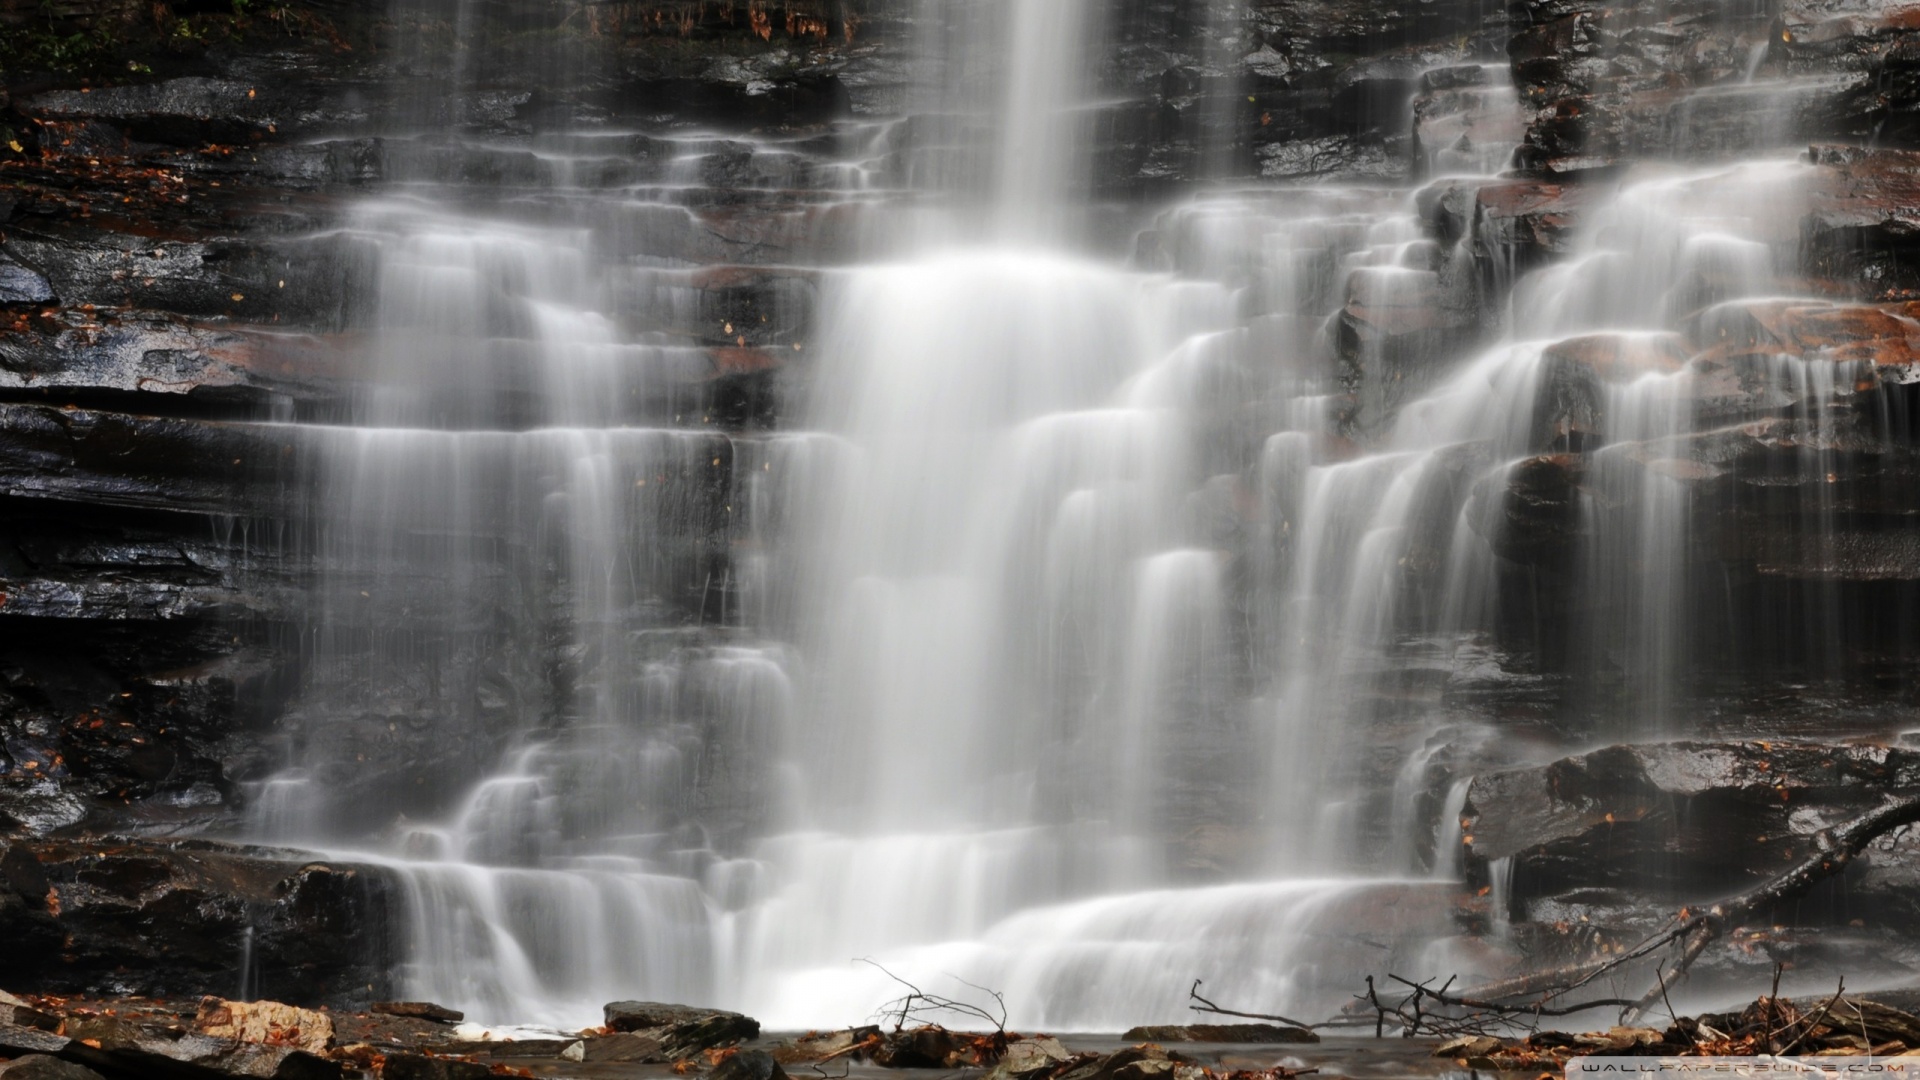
[1622,793,1920,1022]
[1188,981,1319,1031]
[858,959,1008,1037]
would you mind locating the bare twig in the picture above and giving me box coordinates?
[1188,980,1318,1031]
[857,958,1008,1036]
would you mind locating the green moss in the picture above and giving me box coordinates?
[0,3,121,75]
[0,0,350,82]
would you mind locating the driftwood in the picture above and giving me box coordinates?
[1212,792,1920,1037]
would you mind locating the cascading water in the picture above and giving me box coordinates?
[245,0,1903,1033]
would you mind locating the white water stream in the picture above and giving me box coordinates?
[243,0,1867,1032]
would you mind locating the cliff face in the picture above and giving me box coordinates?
[4,0,1920,1007]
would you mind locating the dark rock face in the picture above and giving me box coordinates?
[0,837,395,1005]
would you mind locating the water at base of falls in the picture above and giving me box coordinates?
[242,0,1882,1032]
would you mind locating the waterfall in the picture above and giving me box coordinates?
[242,0,1900,1032]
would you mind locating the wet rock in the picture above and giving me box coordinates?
[26,78,294,145]
[1533,333,1690,450]
[1689,298,1920,362]
[0,838,395,1007]
[0,403,295,519]
[0,315,351,413]
[367,1003,461,1025]
[1464,741,1920,902]
[1474,449,1582,568]
[1413,67,1527,179]
[376,1055,489,1080]
[1256,135,1405,183]
[1120,1025,1317,1044]
[1805,146,1920,298]
[601,1001,758,1058]
[1503,0,1887,173]
[0,1056,105,1080]
[0,256,57,306]
[1338,265,1481,433]
[1471,180,1593,272]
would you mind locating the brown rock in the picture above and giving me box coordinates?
[196,997,335,1054]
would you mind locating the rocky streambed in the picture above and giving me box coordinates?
[13,985,1920,1080]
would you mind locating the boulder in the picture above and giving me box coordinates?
[0,1057,103,1080]
[195,998,334,1054]
[601,1001,758,1058]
